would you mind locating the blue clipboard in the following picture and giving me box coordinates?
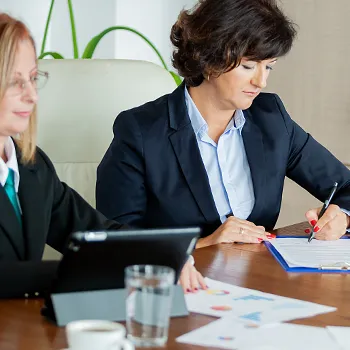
[264,235,350,273]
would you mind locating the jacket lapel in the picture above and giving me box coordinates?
[17,159,47,260]
[0,186,25,259]
[242,109,266,223]
[168,83,219,222]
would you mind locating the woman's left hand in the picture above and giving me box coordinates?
[178,259,207,293]
[305,204,350,240]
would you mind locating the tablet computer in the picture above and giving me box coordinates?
[42,227,200,324]
[49,227,200,294]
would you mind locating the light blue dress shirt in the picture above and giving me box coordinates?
[185,87,350,229]
[184,87,255,223]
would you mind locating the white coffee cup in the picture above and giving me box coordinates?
[66,320,134,350]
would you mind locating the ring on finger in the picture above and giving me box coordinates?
[239,227,244,235]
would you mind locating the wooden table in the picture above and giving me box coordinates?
[1,222,350,350]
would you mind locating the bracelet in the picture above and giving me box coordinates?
[188,255,195,266]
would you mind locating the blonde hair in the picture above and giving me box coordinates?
[0,13,37,164]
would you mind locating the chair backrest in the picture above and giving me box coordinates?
[37,59,177,206]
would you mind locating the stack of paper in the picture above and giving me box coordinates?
[177,278,341,349]
[268,238,350,269]
[327,327,350,350]
[177,316,341,350]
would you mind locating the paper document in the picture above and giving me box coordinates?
[269,238,350,268]
[177,316,341,350]
[327,326,350,350]
[185,278,336,323]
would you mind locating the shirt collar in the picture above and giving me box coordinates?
[231,109,246,135]
[0,137,20,192]
[184,86,207,135]
[184,86,246,136]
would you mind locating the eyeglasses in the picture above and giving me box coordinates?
[6,70,49,96]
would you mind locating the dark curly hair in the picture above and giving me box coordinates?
[170,0,297,86]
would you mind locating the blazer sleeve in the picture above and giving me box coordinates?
[274,94,350,210]
[37,149,125,253]
[96,111,147,225]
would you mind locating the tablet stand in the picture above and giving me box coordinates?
[44,285,188,326]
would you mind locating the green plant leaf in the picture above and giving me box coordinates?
[82,34,99,59]
[38,52,65,59]
[67,0,79,58]
[82,26,168,70]
[40,0,55,56]
[169,71,182,86]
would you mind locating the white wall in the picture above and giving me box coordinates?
[0,0,197,69]
[50,0,116,59]
[115,0,197,69]
[0,0,51,53]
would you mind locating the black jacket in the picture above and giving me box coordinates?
[0,145,123,261]
[97,83,350,236]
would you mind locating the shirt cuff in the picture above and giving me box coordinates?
[340,208,350,232]
[188,255,195,265]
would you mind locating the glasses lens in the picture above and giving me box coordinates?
[36,72,48,89]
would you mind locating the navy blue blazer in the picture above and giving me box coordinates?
[96,83,350,237]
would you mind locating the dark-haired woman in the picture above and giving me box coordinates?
[96,0,350,275]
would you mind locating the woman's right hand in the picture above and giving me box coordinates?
[196,216,274,248]
[178,259,207,293]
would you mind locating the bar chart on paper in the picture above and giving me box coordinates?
[185,278,336,324]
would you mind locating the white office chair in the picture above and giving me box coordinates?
[37,59,177,207]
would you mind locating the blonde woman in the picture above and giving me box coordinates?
[0,14,205,292]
